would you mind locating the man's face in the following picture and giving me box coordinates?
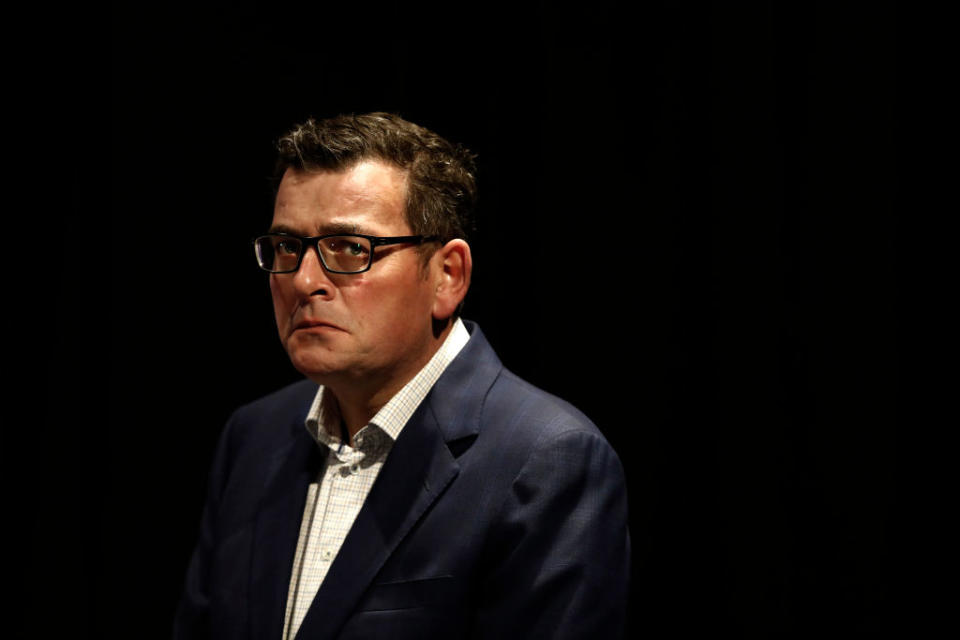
[269,161,441,395]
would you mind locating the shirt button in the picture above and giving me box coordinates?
[322,549,332,562]
[350,463,360,474]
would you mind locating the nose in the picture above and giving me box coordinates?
[291,243,336,299]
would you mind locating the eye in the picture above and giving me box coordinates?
[323,237,369,256]
[275,240,299,255]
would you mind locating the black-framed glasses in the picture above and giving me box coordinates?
[253,232,440,274]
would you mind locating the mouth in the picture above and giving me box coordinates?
[292,319,343,334]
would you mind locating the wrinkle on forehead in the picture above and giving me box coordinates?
[273,160,411,235]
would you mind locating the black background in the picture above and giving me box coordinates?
[32,1,899,637]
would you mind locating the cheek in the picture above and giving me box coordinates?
[269,280,293,326]
[348,280,409,332]
[376,276,434,330]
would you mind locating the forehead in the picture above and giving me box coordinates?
[272,160,409,234]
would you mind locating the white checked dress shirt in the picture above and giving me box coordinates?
[282,318,470,640]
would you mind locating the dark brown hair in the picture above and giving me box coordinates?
[275,112,477,244]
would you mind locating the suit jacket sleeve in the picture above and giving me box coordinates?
[172,411,238,639]
[470,428,631,638]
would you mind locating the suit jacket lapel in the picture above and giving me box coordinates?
[291,322,504,640]
[293,402,460,639]
[249,421,326,640]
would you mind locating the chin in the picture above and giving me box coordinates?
[285,343,341,377]
[291,356,342,379]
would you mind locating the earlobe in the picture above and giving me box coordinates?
[432,239,472,321]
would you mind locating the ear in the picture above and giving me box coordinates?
[431,239,472,321]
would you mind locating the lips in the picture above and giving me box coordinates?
[293,319,343,332]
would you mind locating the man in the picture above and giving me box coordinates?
[174,112,630,639]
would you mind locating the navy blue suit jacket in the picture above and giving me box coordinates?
[174,322,630,639]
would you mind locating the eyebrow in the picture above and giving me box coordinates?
[267,221,365,236]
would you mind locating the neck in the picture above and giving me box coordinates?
[327,319,454,442]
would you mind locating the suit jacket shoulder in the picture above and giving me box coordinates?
[224,378,319,451]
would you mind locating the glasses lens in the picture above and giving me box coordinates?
[256,235,303,272]
[319,235,372,273]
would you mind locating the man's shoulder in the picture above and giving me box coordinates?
[487,367,604,442]
[220,378,319,448]
[446,321,608,446]
[232,378,319,420]
[461,365,626,503]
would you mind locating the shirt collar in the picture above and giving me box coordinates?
[305,317,471,447]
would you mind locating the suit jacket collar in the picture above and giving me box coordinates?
[425,320,503,445]
[250,321,503,640]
